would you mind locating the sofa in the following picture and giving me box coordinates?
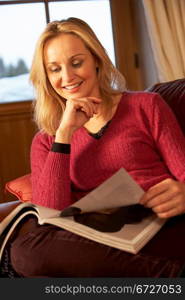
[1,78,185,277]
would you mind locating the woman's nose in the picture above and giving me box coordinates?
[61,66,75,84]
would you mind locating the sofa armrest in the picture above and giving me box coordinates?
[0,201,21,223]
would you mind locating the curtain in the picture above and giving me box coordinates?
[142,0,185,82]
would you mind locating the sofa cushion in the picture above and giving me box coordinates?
[147,78,185,134]
[5,174,32,202]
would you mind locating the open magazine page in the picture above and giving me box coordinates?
[34,205,61,220]
[41,213,165,254]
[67,168,144,213]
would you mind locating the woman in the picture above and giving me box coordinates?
[8,18,185,277]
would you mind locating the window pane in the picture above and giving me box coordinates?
[0,3,46,102]
[49,0,115,65]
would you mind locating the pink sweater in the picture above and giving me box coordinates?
[31,92,185,210]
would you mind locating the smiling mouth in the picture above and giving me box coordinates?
[63,81,83,90]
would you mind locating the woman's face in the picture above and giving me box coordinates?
[44,33,100,100]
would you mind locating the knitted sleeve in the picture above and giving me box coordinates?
[30,132,73,210]
[147,93,185,181]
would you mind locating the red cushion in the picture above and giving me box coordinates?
[5,174,32,202]
[147,78,185,134]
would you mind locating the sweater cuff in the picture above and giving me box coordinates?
[51,142,71,154]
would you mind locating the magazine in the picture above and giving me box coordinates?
[0,168,165,261]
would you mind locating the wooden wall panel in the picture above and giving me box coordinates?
[0,101,37,203]
[110,0,144,90]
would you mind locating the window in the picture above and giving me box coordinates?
[0,2,46,102]
[0,0,115,102]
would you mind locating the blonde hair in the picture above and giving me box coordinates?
[30,17,126,136]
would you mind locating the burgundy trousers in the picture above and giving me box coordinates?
[8,214,185,278]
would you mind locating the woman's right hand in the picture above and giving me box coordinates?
[55,97,102,143]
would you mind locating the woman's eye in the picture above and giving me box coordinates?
[49,67,60,73]
[72,60,83,68]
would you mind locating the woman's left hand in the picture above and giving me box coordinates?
[139,178,185,218]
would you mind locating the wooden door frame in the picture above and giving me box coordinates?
[110,0,144,90]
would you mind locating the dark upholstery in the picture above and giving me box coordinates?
[147,78,185,134]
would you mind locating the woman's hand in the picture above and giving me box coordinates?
[139,179,185,218]
[55,96,102,143]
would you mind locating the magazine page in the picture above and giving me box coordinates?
[64,168,144,214]
[35,205,61,220]
[37,168,144,220]
[43,213,165,254]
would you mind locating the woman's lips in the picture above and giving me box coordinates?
[63,81,83,92]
